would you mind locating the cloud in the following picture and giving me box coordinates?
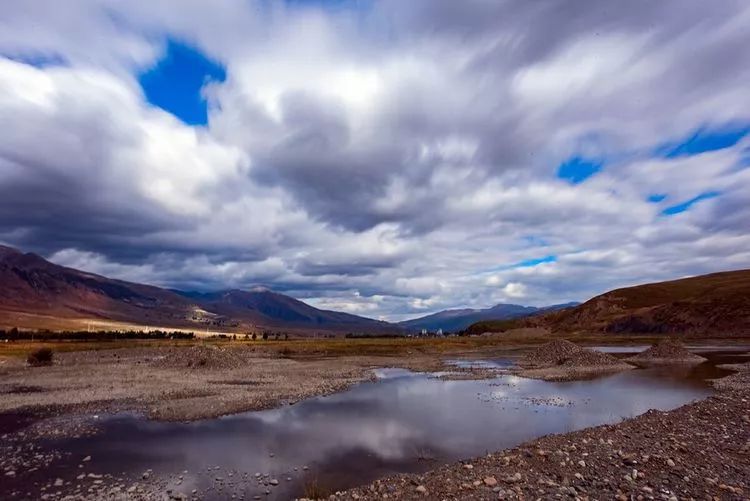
[0,0,749,320]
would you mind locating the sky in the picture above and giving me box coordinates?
[0,0,749,321]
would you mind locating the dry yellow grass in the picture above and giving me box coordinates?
[0,329,669,360]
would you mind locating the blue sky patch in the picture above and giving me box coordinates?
[661,191,720,216]
[139,39,226,126]
[657,123,750,158]
[481,255,557,275]
[647,193,667,203]
[557,156,604,184]
[516,255,557,267]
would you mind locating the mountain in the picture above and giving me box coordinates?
[0,245,396,334]
[523,270,750,337]
[398,302,578,333]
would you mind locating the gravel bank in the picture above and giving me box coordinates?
[626,339,708,365]
[0,347,375,423]
[336,365,750,500]
[514,340,633,381]
[0,345,476,425]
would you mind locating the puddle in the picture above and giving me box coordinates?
[2,351,744,500]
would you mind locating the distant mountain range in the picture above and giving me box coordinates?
[5,244,744,338]
[398,302,578,333]
[493,269,750,337]
[0,245,394,334]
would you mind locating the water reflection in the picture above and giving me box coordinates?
[16,359,728,500]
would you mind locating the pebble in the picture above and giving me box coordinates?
[415,485,427,494]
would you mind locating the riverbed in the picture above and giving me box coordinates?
[3,348,746,500]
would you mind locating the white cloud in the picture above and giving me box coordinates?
[1,0,750,320]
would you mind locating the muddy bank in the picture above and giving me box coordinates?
[336,365,750,500]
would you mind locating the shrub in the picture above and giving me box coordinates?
[27,348,54,366]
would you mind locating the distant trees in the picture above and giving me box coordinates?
[0,329,196,341]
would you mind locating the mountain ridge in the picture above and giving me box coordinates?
[399,301,578,333]
[0,245,395,334]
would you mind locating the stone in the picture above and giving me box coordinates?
[463,464,474,470]
[667,459,676,467]
[504,473,522,483]
[484,476,498,487]
[415,485,427,494]
[270,479,279,486]
[54,479,64,487]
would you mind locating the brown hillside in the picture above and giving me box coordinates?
[527,270,750,337]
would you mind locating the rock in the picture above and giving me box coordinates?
[82,456,91,462]
[142,472,150,480]
[270,479,279,486]
[54,479,64,487]
[667,458,676,467]
[504,473,522,483]
[483,476,498,487]
[578,460,586,468]
[415,485,427,494]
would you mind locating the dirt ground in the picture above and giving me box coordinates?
[0,345,457,423]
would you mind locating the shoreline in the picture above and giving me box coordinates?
[336,364,750,500]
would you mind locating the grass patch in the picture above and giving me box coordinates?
[0,331,719,361]
[302,475,331,500]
